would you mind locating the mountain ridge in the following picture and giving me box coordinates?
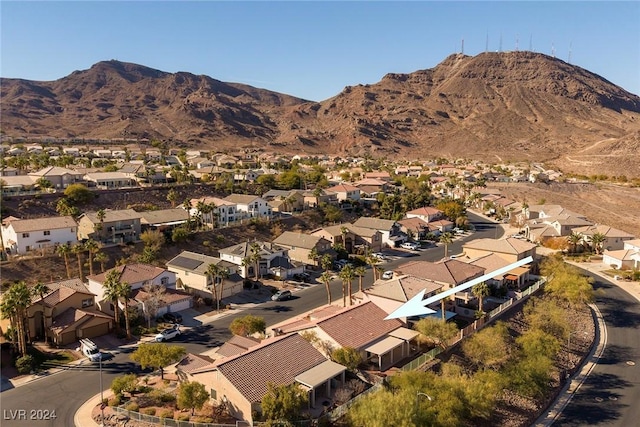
[2,52,640,176]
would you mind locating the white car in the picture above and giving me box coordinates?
[155,326,181,342]
[401,242,419,251]
[382,271,394,280]
[372,252,387,261]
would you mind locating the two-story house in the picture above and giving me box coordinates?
[325,184,361,203]
[1,215,78,255]
[405,206,444,223]
[166,251,244,300]
[352,217,406,248]
[223,194,271,220]
[28,166,85,189]
[77,209,142,244]
[462,238,537,264]
[262,190,305,213]
[218,241,296,279]
[272,231,334,267]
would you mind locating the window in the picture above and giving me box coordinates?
[161,277,169,285]
[44,230,51,236]
[210,389,217,399]
[22,233,30,238]
[82,298,93,308]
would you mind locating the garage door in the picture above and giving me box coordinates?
[82,322,110,340]
[168,298,192,313]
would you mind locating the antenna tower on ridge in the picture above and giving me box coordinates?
[551,42,555,58]
[568,41,572,64]
[485,32,489,53]
[461,38,464,54]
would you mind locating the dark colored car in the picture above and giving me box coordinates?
[163,312,183,324]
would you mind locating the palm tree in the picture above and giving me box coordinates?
[340,226,349,253]
[319,271,333,305]
[32,282,50,343]
[207,263,222,311]
[71,242,85,280]
[196,200,207,230]
[84,239,101,276]
[366,255,381,281]
[355,266,367,293]
[249,243,262,281]
[94,251,109,273]
[103,269,124,335]
[590,232,606,255]
[567,232,583,254]
[339,264,355,307]
[217,268,230,313]
[56,243,72,279]
[119,281,133,340]
[320,254,333,272]
[96,208,106,242]
[440,232,453,259]
[308,247,320,269]
[472,282,491,313]
[0,281,31,356]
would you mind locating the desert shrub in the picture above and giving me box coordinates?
[334,387,354,405]
[192,416,214,423]
[215,234,225,243]
[125,402,139,412]
[158,409,174,419]
[142,407,156,416]
[15,355,35,374]
[177,414,190,421]
[108,395,122,407]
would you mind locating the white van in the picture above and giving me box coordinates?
[78,338,102,362]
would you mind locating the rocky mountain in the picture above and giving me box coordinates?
[2,52,640,175]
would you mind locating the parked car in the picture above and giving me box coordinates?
[78,338,102,362]
[401,242,420,251]
[382,271,394,280]
[155,326,181,342]
[372,252,387,261]
[163,312,183,324]
[272,290,292,301]
[293,272,311,283]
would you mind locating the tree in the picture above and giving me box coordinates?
[167,188,179,207]
[331,346,363,371]
[414,317,459,350]
[103,269,124,335]
[307,247,320,268]
[319,271,333,305]
[516,328,561,359]
[64,183,94,204]
[462,321,510,370]
[339,264,355,307]
[229,314,266,337]
[111,373,138,398]
[320,254,333,272]
[140,229,165,252]
[0,281,31,356]
[523,297,570,341]
[440,232,453,259]
[142,284,166,328]
[71,242,85,280]
[56,198,80,217]
[590,232,606,254]
[84,239,101,276]
[130,343,186,380]
[96,208,106,242]
[32,282,50,343]
[471,282,491,312]
[261,382,308,423]
[94,251,109,273]
[119,281,133,340]
[541,255,595,307]
[249,242,262,281]
[177,381,210,415]
[323,204,343,223]
[56,243,72,279]
[207,263,222,312]
[171,226,190,243]
[355,266,367,293]
[567,232,583,254]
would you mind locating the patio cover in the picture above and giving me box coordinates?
[365,336,404,355]
[389,327,420,341]
[295,360,346,389]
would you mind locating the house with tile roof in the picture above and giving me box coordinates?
[84,171,136,189]
[302,189,338,208]
[27,166,85,189]
[603,248,640,270]
[405,206,444,223]
[187,333,346,424]
[77,209,142,244]
[166,251,243,300]
[352,217,406,248]
[188,196,237,227]
[140,208,189,232]
[462,237,537,263]
[572,224,635,251]
[86,263,184,316]
[223,194,272,220]
[22,278,112,346]
[218,241,291,279]
[398,217,431,240]
[325,183,361,202]
[262,189,305,213]
[466,253,531,289]
[1,215,78,255]
[272,231,334,267]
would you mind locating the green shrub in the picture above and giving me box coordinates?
[125,402,139,412]
[108,395,122,407]
[158,409,174,419]
[142,407,156,416]
[15,355,36,374]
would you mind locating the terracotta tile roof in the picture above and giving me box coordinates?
[462,238,536,255]
[176,353,216,374]
[215,334,327,403]
[87,263,168,284]
[50,307,112,333]
[396,259,484,286]
[8,216,77,233]
[326,184,359,192]
[398,217,429,232]
[572,224,635,238]
[406,207,443,216]
[365,275,443,302]
[31,279,94,306]
[315,301,403,349]
[466,253,511,274]
[130,287,192,305]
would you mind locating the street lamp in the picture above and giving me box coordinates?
[415,392,433,424]
[99,353,105,427]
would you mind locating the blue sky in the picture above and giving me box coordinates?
[2,1,638,101]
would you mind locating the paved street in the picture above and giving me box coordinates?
[0,212,499,427]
